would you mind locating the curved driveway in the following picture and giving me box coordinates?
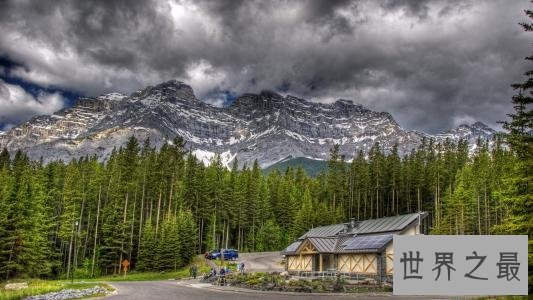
[106,280,422,300]
[104,253,440,299]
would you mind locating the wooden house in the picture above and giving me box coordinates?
[281,212,428,278]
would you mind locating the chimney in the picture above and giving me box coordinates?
[344,223,350,232]
[344,218,358,233]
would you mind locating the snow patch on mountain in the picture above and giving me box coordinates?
[192,149,236,168]
[0,80,497,167]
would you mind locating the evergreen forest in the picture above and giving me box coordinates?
[0,131,529,280]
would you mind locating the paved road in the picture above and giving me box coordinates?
[105,280,426,300]
[204,252,284,273]
[239,252,284,273]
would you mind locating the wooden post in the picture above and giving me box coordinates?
[319,254,323,272]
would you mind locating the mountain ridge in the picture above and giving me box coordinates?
[0,80,497,167]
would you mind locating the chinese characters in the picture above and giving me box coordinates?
[400,251,520,281]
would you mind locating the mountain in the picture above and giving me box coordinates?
[263,157,329,177]
[434,121,497,149]
[0,80,497,167]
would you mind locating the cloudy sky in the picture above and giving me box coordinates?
[0,0,531,133]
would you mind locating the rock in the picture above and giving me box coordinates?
[4,282,28,290]
[24,286,108,300]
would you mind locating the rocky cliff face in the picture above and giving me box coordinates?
[0,80,496,167]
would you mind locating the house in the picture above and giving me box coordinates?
[281,212,428,278]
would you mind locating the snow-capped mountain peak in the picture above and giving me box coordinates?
[0,80,497,167]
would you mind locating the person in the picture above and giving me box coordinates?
[240,262,245,274]
[189,265,193,278]
[219,266,226,286]
[192,264,198,279]
[237,262,241,273]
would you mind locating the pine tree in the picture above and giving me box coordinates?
[495,7,532,236]
[0,156,14,279]
[176,209,197,267]
[154,215,180,271]
[256,219,282,252]
[292,188,315,238]
[136,220,155,271]
[0,148,9,169]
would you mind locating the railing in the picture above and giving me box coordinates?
[292,270,392,284]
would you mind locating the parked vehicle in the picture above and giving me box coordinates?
[223,249,239,260]
[205,249,239,260]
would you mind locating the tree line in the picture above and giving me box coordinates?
[0,132,528,280]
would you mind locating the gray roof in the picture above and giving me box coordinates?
[282,240,303,254]
[350,213,423,235]
[298,224,345,240]
[283,212,426,255]
[308,237,337,253]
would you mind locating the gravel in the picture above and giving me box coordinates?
[24,286,109,300]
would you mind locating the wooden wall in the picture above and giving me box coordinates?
[287,255,313,271]
[337,254,378,274]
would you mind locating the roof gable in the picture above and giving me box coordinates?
[307,237,337,253]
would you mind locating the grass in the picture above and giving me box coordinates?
[88,269,193,282]
[212,259,238,271]
[0,280,113,300]
[84,255,212,282]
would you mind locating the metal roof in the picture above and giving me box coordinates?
[350,213,423,235]
[281,240,302,254]
[307,237,337,253]
[298,212,424,240]
[284,212,426,255]
[298,224,345,240]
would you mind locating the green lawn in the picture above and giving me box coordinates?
[0,280,113,300]
[212,259,238,271]
[87,268,197,282]
[85,256,212,282]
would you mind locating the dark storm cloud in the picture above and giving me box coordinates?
[0,0,530,133]
[381,0,431,19]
